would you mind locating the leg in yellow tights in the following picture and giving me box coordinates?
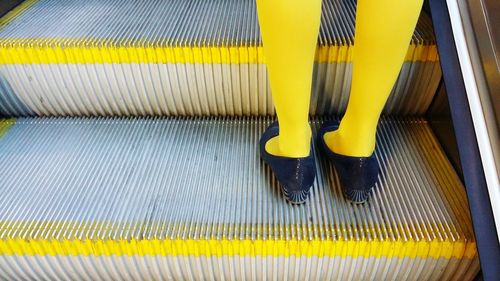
[324,0,424,157]
[257,0,322,158]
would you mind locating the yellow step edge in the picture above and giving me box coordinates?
[0,118,16,138]
[0,238,475,259]
[0,220,475,259]
[0,44,438,64]
[0,0,38,29]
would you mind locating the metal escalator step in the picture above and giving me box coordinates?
[0,0,440,116]
[0,117,478,280]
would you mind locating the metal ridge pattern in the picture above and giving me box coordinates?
[0,116,478,280]
[0,61,441,117]
[0,0,435,48]
[0,118,473,242]
[0,0,441,117]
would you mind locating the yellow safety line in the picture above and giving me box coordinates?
[0,0,438,64]
[0,0,38,28]
[0,238,475,259]
[0,118,15,138]
[0,44,438,64]
[0,219,475,259]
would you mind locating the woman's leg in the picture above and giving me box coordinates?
[324,0,423,157]
[257,0,322,158]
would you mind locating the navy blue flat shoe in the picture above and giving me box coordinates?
[260,122,316,204]
[317,120,379,204]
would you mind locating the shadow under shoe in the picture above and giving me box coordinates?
[260,122,316,204]
[317,120,379,204]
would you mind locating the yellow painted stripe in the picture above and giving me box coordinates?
[0,0,437,64]
[0,118,15,138]
[0,44,438,64]
[0,220,474,259]
[0,238,475,259]
[0,0,38,29]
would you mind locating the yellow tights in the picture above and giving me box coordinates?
[257,0,423,158]
[257,0,321,158]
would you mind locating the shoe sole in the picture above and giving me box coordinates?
[280,185,310,205]
[344,187,374,204]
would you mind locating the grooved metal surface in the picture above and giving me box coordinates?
[0,61,441,117]
[0,0,434,46]
[0,117,473,241]
[0,255,480,281]
[0,117,478,280]
[0,0,441,117]
[0,1,477,279]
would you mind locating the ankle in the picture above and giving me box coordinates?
[280,132,311,157]
[265,127,311,158]
[324,130,375,157]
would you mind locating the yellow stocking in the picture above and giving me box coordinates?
[324,0,424,157]
[257,0,322,158]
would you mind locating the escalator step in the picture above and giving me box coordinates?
[0,117,478,280]
[0,0,440,117]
